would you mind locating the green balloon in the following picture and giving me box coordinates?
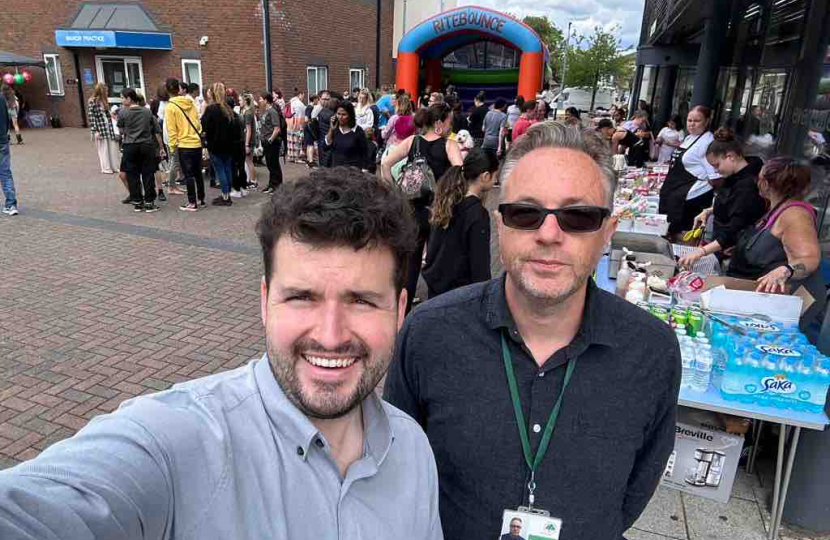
[13,73,24,85]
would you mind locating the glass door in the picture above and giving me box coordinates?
[96,56,145,104]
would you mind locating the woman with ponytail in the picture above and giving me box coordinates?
[679,127,766,268]
[422,148,499,298]
[381,102,463,312]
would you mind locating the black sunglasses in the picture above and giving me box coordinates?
[498,203,611,233]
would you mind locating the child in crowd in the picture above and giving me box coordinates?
[364,127,379,175]
[655,114,685,164]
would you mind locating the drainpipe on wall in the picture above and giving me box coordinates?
[376,0,382,88]
[262,0,273,93]
[73,51,87,128]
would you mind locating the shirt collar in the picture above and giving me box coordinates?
[338,126,355,134]
[484,273,617,352]
[253,355,393,467]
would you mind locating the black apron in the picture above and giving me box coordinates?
[658,133,706,226]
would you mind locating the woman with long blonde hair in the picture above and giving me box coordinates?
[422,147,499,298]
[87,83,121,177]
[200,82,237,206]
[355,88,375,132]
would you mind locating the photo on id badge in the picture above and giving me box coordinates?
[499,510,562,540]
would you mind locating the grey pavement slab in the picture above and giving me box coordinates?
[634,486,689,539]
[684,492,767,540]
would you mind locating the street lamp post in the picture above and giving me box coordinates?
[560,21,572,94]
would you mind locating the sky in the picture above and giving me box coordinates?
[457,0,645,50]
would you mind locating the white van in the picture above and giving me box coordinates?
[553,87,614,113]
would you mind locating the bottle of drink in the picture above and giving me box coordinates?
[691,350,713,393]
[806,359,830,414]
[779,357,799,410]
[680,343,696,390]
[741,352,763,404]
[759,353,780,408]
[710,326,728,387]
[615,261,631,298]
[721,347,745,401]
[793,357,814,412]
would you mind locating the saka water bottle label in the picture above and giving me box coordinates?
[755,345,801,357]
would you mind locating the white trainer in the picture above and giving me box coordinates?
[2,206,18,216]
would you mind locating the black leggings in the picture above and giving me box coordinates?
[263,140,283,190]
[178,147,205,205]
[405,203,431,314]
[123,142,157,204]
[232,147,246,192]
[670,190,715,235]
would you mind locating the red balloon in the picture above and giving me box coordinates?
[2,73,13,85]
[22,71,32,83]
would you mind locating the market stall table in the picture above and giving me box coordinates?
[595,255,829,540]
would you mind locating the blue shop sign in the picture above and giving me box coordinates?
[56,30,172,50]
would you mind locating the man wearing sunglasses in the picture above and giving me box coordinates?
[386,122,681,540]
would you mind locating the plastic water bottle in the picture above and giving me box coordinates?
[710,327,728,387]
[805,360,830,414]
[779,357,799,409]
[759,353,780,408]
[721,350,745,401]
[793,358,814,412]
[691,350,713,393]
[680,343,696,390]
[742,352,763,404]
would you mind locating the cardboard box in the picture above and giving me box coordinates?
[700,276,807,322]
[660,407,744,504]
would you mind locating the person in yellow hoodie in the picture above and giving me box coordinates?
[164,78,205,212]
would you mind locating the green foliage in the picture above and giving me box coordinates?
[522,15,565,79]
[563,25,635,92]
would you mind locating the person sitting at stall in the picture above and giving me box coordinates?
[726,157,825,339]
[679,128,767,269]
[658,106,720,238]
[563,106,582,128]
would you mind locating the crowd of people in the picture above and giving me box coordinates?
[0,71,827,540]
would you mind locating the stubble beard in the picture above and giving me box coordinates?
[507,256,590,308]
[266,337,392,420]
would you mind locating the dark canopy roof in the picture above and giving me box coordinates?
[65,3,163,32]
[0,50,46,68]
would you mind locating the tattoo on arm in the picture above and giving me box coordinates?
[791,263,808,280]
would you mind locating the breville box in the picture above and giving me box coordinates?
[660,407,744,503]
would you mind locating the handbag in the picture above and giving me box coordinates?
[397,136,436,200]
[172,102,207,147]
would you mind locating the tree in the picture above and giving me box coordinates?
[564,25,635,103]
[522,15,565,80]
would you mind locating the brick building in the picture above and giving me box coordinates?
[1,0,395,127]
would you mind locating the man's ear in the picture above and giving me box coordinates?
[260,276,268,328]
[396,288,408,331]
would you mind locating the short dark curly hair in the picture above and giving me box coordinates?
[256,167,416,293]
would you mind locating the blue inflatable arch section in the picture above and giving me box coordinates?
[398,5,544,57]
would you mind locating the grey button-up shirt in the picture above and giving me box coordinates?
[0,356,443,539]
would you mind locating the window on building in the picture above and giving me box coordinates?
[181,60,202,94]
[307,66,328,97]
[96,56,144,103]
[805,44,830,240]
[349,69,365,91]
[43,54,64,96]
[639,66,657,109]
[749,70,789,146]
[672,68,696,130]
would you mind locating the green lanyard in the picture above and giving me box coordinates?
[501,330,577,507]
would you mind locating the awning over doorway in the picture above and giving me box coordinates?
[56,3,172,50]
[0,50,46,68]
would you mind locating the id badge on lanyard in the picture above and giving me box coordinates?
[500,331,577,540]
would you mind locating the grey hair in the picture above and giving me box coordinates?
[498,121,617,207]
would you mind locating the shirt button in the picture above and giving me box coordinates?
[538,371,545,378]
[533,424,542,433]
[315,439,324,448]
[297,446,305,456]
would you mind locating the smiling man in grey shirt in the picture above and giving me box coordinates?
[0,167,442,539]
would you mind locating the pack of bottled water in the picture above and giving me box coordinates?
[708,315,830,413]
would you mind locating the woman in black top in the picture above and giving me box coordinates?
[117,88,161,213]
[325,101,368,170]
[201,82,237,206]
[423,148,499,298]
[381,103,463,312]
[679,128,767,268]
